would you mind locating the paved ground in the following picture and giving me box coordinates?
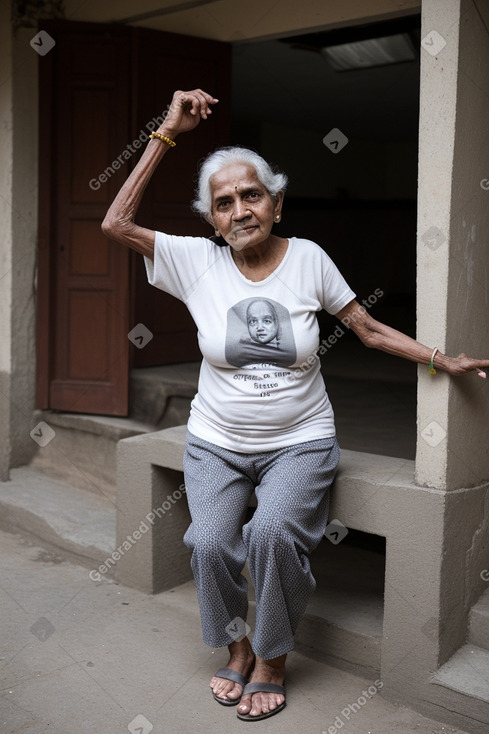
[0,529,470,734]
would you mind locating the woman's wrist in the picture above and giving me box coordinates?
[155,126,179,141]
[432,350,454,374]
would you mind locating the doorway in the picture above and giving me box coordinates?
[229,15,421,459]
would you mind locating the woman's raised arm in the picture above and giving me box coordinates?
[101,89,218,259]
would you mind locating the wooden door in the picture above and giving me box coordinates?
[36,21,231,414]
[37,21,131,415]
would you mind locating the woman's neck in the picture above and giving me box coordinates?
[231,235,287,274]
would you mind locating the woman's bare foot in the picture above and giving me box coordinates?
[210,637,255,703]
[237,653,286,717]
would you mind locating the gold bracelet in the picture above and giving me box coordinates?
[149,132,176,147]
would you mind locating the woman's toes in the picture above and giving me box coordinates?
[274,694,284,707]
[212,679,229,697]
[243,693,284,716]
[238,694,252,714]
[226,685,242,700]
[246,693,265,716]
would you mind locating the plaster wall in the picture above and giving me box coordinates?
[440,484,489,661]
[380,483,489,734]
[415,0,457,489]
[0,2,14,480]
[0,20,39,480]
[10,29,40,470]
[415,0,489,490]
[444,0,489,489]
[383,1,489,727]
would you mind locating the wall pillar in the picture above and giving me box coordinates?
[380,0,489,728]
[415,0,489,632]
[416,0,489,491]
[0,7,40,479]
[0,3,14,480]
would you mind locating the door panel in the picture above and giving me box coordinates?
[47,27,131,414]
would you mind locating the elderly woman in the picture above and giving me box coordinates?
[102,89,488,722]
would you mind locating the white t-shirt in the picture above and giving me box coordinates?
[145,234,355,452]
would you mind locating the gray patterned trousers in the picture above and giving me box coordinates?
[183,431,340,660]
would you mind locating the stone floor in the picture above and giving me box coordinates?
[0,528,470,734]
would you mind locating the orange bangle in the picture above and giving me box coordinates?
[149,132,176,147]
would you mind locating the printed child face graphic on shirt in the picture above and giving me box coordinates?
[225,297,297,368]
[246,300,279,344]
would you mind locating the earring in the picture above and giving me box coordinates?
[275,215,280,222]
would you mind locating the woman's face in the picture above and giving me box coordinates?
[247,301,278,343]
[209,163,283,252]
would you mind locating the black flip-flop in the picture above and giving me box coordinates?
[212,667,248,706]
[236,681,286,721]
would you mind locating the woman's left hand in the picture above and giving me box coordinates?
[447,353,489,378]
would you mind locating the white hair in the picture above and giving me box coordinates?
[192,146,288,221]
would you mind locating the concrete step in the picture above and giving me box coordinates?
[27,365,201,498]
[468,588,489,651]
[0,465,384,676]
[28,411,152,501]
[129,363,199,425]
[296,533,384,677]
[432,644,489,705]
[0,466,115,571]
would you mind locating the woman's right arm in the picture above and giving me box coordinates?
[101,89,218,259]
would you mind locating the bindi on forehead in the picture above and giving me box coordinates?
[210,164,263,197]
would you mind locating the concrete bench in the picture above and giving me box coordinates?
[116,424,417,596]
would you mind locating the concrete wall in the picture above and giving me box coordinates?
[0,2,14,480]
[11,29,39,469]
[445,0,489,490]
[416,0,489,491]
[383,0,489,725]
[0,15,39,480]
